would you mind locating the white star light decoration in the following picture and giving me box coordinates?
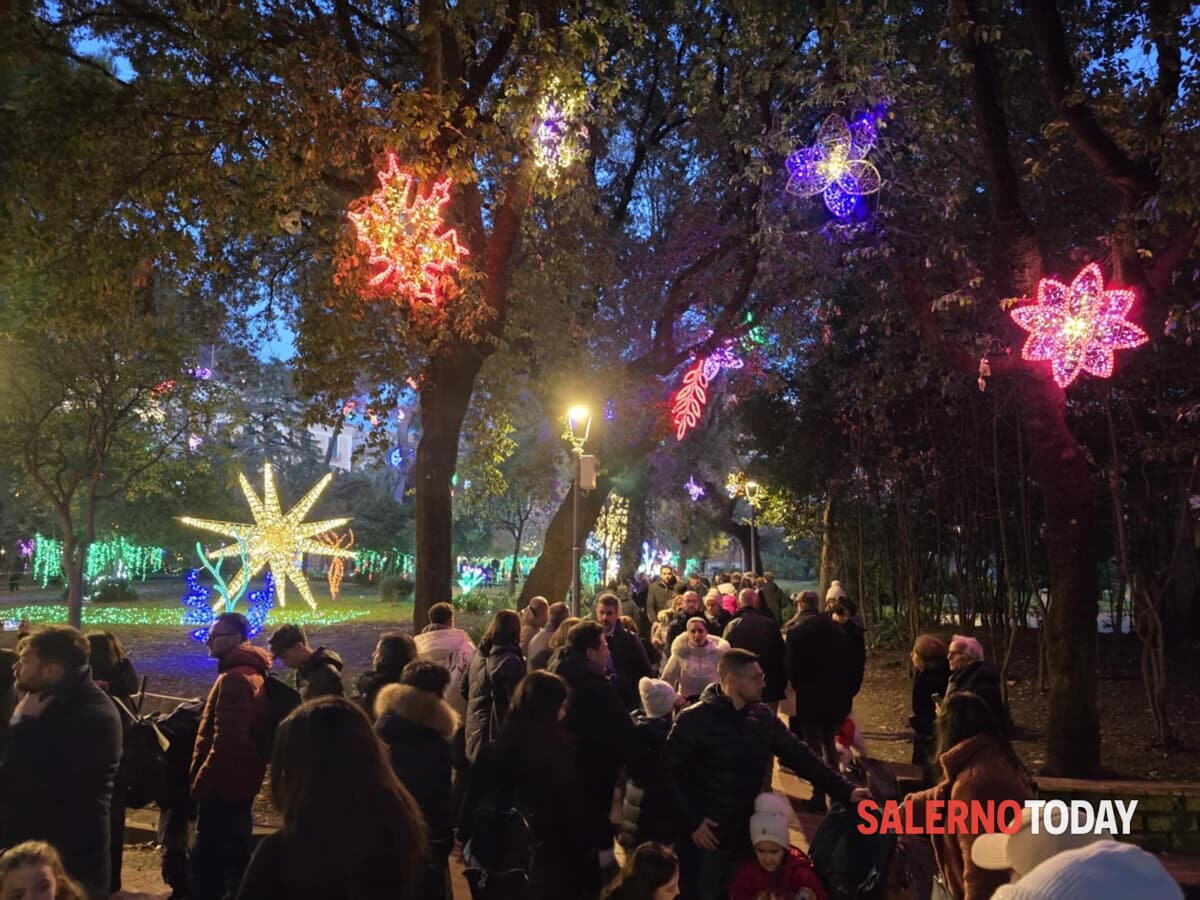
[181,463,356,612]
[1009,263,1149,388]
[785,114,882,219]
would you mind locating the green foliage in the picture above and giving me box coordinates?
[378,574,414,605]
[85,576,138,604]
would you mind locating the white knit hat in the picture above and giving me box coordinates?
[973,807,1109,877]
[991,841,1182,900]
[749,792,791,849]
[638,677,678,719]
[826,580,847,601]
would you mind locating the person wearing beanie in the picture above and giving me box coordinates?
[824,580,847,607]
[990,840,1182,900]
[622,679,680,846]
[730,793,827,900]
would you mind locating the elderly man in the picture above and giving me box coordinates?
[944,635,1009,733]
[518,596,549,656]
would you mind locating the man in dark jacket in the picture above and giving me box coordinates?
[595,592,654,710]
[665,649,857,900]
[759,571,787,624]
[832,598,867,699]
[945,635,1009,734]
[722,589,787,707]
[0,645,16,754]
[0,626,122,900]
[190,612,272,900]
[785,608,853,809]
[267,623,345,699]
[781,589,820,633]
[665,590,705,649]
[645,565,682,626]
[550,622,636,875]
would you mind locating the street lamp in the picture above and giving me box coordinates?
[567,405,592,615]
[744,480,760,575]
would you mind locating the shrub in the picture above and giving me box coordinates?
[379,574,414,605]
[86,576,138,604]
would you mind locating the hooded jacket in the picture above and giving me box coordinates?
[190,643,272,803]
[375,683,458,848]
[0,666,122,897]
[905,734,1035,900]
[415,624,475,715]
[665,683,853,847]
[461,639,524,762]
[661,631,728,700]
[295,646,344,700]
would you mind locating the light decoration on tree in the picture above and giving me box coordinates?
[243,572,275,638]
[1009,263,1149,388]
[588,495,629,583]
[181,568,215,642]
[785,114,882,219]
[684,477,706,501]
[347,151,468,306]
[458,564,488,597]
[180,463,356,611]
[32,534,63,587]
[387,447,405,468]
[188,433,204,452]
[533,80,588,176]
[639,542,678,573]
[17,539,34,559]
[321,530,354,601]
[84,537,165,582]
[669,345,744,441]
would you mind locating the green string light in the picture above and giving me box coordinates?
[0,603,370,629]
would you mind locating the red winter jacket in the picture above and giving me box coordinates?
[730,845,828,900]
[190,643,272,802]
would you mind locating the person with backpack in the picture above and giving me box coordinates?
[461,610,524,763]
[458,671,593,900]
[415,602,476,716]
[266,624,345,700]
[235,697,428,900]
[189,612,273,900]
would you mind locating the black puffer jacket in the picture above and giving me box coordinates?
[625,712,675,844]
[296,647,344,700]
[945,659,1009,734]
[461,640,524,762]
[722,608,788,702]
[665,683,853,849]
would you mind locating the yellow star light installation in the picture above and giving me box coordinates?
[180,463,356,612]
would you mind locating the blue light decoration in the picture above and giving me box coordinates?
[458,564,487,596]
[181,569,215,642]
[685,476,706,501]
[244,571,275,638]
[387,447,404,468]
[785,113,881,219]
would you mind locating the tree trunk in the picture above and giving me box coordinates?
[509,516,525,598]
[414,347,484,627]
[818,480,845,597]
[61,533,85,629]
[1020,376,1100,776]
[618,462,649,577]
[520,477,613,606]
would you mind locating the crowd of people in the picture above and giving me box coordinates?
[0,567,1185,900]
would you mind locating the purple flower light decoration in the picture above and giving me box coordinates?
[684,477,706,501]
[17,539,34,559]
[702,345,744,380]
[785,114,882,219]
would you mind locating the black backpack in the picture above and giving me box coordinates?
[260,673,301,757]
[809,802,897,899]
[111,694,171,809]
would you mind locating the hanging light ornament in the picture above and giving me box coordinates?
[684,477,706,501]
[669,344,744,441]
[347,151,468,306]
[1009,263,1148,388]
[533,79,588,176]
[785,114,881,219]
[180,463,356,611]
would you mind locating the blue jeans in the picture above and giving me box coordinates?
[191,798,253,900]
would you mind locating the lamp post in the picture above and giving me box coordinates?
[567,405,591,616]
[744,480,760,575]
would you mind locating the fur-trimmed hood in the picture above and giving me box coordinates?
[374,683,458,740]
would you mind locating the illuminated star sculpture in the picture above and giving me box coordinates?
[347,151,468,306]
[180,463,356,611]
[1009,263,1148,388]
[785,114,881,218]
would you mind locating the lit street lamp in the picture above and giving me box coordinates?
[745,480,760,575]
[567,405,592,615]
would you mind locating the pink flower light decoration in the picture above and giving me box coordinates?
[1009,264,1148,388]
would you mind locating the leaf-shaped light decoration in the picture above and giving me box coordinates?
[785,114,882,219]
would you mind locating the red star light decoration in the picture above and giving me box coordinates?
[347,151,468,306]
[1009,263,1148,388]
